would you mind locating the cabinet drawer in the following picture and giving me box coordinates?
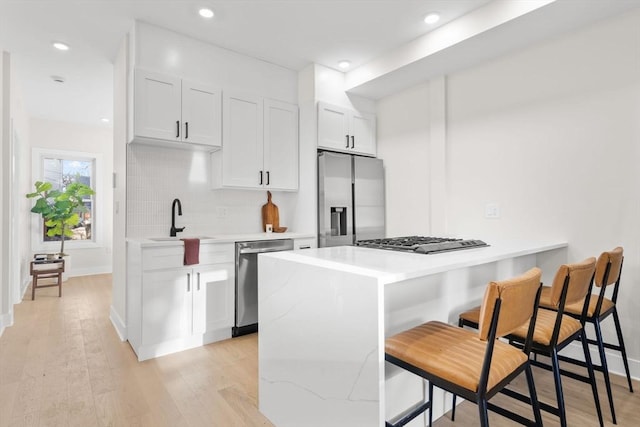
[142,246,184,270]
[143,243,234,271]
[294,237,317,250]
[199,243,234,264]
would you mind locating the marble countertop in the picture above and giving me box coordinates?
[127,232,315,247]
[262,239,567,284]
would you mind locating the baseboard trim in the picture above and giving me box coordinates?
[19,278,30,300]
[109,305,127,341]
[0,310,14,337]
[561,341,639,382]
[71,266,113,278]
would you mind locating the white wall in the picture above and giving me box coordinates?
[10,57,30,301]
[377,82,430,237]
[0,51,9,334]
[0,50,30,334]
[135,22,298,103]
[446,9,640,366]
[377,9,640,374]
[28,118,113,277]
[111,35,128,339]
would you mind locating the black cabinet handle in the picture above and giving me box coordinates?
[266,171,270,185]
[197,272,200,291]
[185,122,189,139]
[176,120,180,138]
[259,170,263,185]
[351,135,354,149]
[345,135,350,148]
[187,273,191,292]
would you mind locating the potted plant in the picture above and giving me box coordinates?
[26,180,95,257]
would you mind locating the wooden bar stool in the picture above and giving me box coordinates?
[30,258,65,300]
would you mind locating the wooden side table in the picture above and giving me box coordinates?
[30,258,65,300]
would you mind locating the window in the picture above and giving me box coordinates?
[42,157,94,241]
[31,148,102,250]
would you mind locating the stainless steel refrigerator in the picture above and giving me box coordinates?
[318,151,385,247]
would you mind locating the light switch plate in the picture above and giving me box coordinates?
[215,207,227,218]
[485,203,500,218]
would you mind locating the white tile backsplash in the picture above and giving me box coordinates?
[126,144,298,238]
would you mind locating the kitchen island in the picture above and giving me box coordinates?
[258,239,567,427]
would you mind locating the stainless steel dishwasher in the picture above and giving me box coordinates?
[234,239,294,337]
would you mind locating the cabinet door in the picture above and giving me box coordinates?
[349,111,376,156]
[182,81,222,147]
[142,268,192,346]
[134,70,181,142]
[222,93,264,188]
[318,102,350,152]
[192,263,234,335]
[264,99,299,191]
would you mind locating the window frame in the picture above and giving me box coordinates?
[31,148,104,252]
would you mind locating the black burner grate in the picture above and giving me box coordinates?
[355,236,488,254]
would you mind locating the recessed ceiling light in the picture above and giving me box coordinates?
[101,118,110,123]
[198,8,214,19]
[424,13,440,25]
[338,60,351,70]
[52,41,70,51]
[50,75,66,83]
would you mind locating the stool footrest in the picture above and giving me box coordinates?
[387,400,430,427]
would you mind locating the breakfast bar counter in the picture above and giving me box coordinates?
[258,239,567,427]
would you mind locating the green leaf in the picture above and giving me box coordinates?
[35,181,52,192]
[64,213,80,227]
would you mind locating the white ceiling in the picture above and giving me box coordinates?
[1,0,639,127]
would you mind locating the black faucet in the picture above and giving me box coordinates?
[170,198,185,237]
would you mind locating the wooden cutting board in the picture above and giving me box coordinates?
[261,191,287,233]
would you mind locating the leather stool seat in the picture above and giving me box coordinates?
[459,307,582,346]
[539,286,615,317]
[386,321,528,393]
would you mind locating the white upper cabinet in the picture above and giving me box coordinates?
[220,93,264,188]
[264,99,299,190]
[212,93,299,191]
[317,101,376,156]
[349,110,376,156]
[317,102,350,151]
[182,82,222,147]
[134,71,181,142]
[132,69,222,149]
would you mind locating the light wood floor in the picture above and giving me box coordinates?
[0,274,637,426]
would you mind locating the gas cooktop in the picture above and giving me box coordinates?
[355,236,488,254]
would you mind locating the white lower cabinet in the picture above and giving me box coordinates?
[192,265,234,335]
[141,264,233,348]
[294,237,317,250]
[128,242,234,361]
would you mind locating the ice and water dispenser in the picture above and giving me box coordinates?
[330,207,347,236]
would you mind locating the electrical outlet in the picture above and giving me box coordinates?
[215,207,227,218]
[485,203,500,219]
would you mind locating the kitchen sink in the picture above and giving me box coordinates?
[148,236,214,241]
